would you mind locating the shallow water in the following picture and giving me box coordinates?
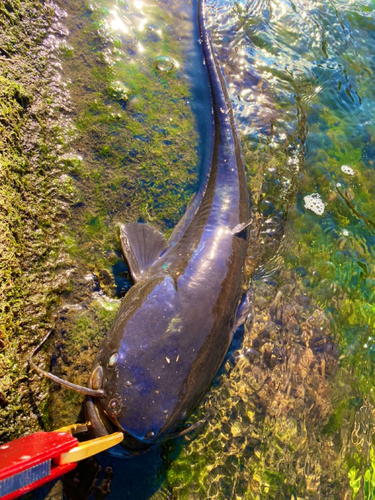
[43,0,375,498]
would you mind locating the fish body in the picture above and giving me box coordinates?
[85,0,250,454]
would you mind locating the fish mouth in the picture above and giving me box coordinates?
[85,396,118,438]
[84,397,155,457]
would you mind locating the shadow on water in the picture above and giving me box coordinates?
[112,258,132,298]
[62,447,167,500]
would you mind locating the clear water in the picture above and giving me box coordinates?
[47,0,375,498]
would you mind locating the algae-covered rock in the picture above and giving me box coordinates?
[0,0,71,441]
[107,80,131,102]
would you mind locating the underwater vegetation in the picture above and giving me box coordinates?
[1,0,375,498]
[47,0,200,430]
[159,0,375,498]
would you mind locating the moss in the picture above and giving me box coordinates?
[0,0,72,441]
[49,293,120,429]
[2,0,375,497]
[47,0,199,429]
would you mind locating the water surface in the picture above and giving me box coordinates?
[47,0,375,498]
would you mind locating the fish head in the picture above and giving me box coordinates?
[85,274,182,454]
[85,350,162,455]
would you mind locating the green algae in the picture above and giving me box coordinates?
[0,0,72,440]
[148,2,375,498]
[48,0,199,429]
[2,0,375,498]
[286,97,375,496]
[161,271,348,499]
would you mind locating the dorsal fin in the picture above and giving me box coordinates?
[120,223,169,282]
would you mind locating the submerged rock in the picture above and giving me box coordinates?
[107,80,131,102]
[0,0,71,441]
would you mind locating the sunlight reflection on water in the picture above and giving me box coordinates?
[50,0,375,497]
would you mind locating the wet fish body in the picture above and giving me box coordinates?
[85,0,250,454]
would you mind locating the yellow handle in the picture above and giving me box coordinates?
[54,432,124,465]
[54,423,89,435]
[53,423,124,464]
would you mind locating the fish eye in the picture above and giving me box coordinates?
[108,352,118,367]
[90,365,103,390]
[145,429,156,440]
[108,398,121,414]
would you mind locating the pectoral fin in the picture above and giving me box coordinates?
[120,223,169,282]
[233,289,253,332]
[232,220,252,235]
[164,417,207,441]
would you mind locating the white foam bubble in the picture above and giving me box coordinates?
[304,193,326,216]
[341,164,355,176]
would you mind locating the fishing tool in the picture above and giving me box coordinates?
[0,423,123,500]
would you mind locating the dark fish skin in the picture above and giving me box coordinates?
[85,0,250,454]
